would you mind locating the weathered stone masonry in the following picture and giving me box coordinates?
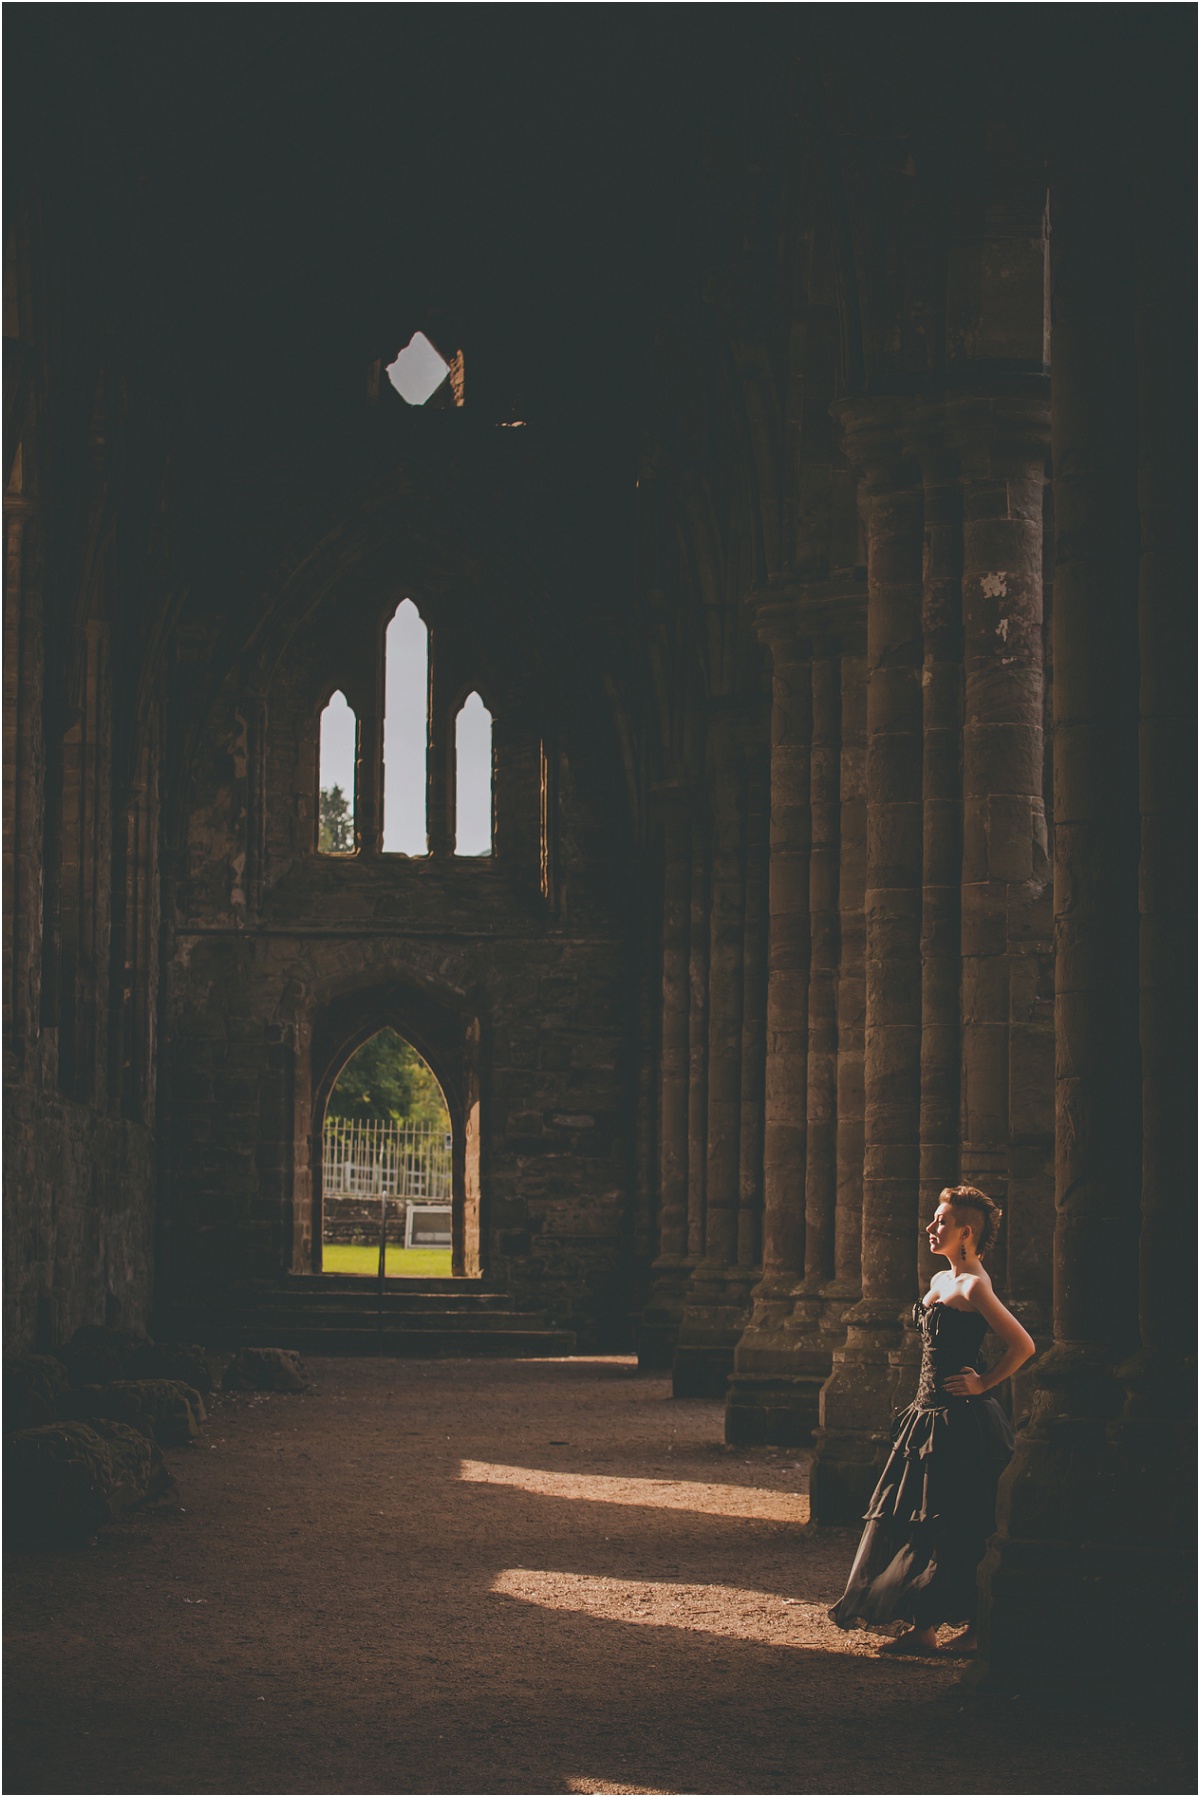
[163,524,638,1345]
[4,9,1191,1716]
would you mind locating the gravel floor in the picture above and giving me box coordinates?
[4,1356,1192,1795]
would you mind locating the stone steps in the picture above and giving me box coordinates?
[249,1306,561,1333]
[228,1325,577,1358]
[189,1276,576,1358]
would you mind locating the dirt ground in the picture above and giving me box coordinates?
[4,1356,1193,1796]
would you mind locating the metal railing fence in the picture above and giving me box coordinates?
[322,1118,452,1203]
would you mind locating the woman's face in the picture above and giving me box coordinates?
[926,1201,963,1261]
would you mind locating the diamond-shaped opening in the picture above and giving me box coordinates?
[386,332,451,406]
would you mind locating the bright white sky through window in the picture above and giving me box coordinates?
[383,599,429,853]
[319,690,356,799]
[386,332,450,406]
[455,692,493,856]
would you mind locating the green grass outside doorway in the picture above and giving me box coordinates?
[321,1245,454,1278]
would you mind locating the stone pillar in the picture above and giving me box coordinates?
[2,457,37,1065]
[674,705,764,1397]
[1127,103,1193,1438]
[757,620,811,1291]
[974,123,1153,1703]
[912,444,962,1282]
[699,708,747,1273]
[825,650,866,1321]
[736,734,770,1274]
[722,589,862,1444]
[685,814,710,1267]
[355,696,383,858]
[801,646,840,1297]
[724,602,811,1441]
[1109,100,1195,1697]
[638,787,693,1369]
[811,409,925,1522]
[954,396,1051,1321]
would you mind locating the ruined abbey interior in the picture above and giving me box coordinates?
[4,3,1193,1728]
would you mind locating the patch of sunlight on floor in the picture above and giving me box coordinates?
[491,1569,878,1653]
[458,1460,809,1521]
[565,1780,678,1795]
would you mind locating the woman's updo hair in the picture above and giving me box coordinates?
[940,1184,1003,1257]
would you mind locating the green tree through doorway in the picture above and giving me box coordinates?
[326,1028,447,1128]
[322,1030,452,1276]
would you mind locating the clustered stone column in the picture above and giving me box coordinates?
[685,813,710,1268]
[811,415,927,1515]
[699,707,748,1273]
[725,590,864,1445]
[672,700,771,1397]
[974,104,1191,1709]
[826,650,866,1324]
[736,739,770,1274]
[912,438,962,1264]
[955,395,1052,1336]
[3,450,38,1062]
[802,645,841,1300]
[637,787,693,1368]
[721,605,810,1433]
[716,388,1056,1507]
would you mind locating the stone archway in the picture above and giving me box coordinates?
[309,982,483,1280]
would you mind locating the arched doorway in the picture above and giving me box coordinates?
[309,985,483,1282]
[319,1028,454,1277]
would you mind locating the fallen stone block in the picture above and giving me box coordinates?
[5,1422,115,1545]
[85,1417,157,1514]
[65,1379,205,1446]
[222,1347,309,1392]
[4,1354,71,1431]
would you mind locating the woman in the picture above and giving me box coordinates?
[829,1184,1036,1655]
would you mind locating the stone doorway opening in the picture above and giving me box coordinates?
[319,1028,454,1278]
[310,990,483,1282]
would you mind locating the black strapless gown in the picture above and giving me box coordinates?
[829,1300,1015,1632]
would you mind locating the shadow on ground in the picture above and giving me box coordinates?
[5,1357,1193,1795]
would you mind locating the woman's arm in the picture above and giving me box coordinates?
[943,1279,1036,1397]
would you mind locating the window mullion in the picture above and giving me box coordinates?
[427,630,452,858]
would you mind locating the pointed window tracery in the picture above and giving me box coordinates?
[454,692,493,857]
[318,690,357,854]
[383,600,429,856]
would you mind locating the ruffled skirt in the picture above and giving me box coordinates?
[829,1395,1015,1632]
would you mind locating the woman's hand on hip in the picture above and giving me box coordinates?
[943,1366,986,1396]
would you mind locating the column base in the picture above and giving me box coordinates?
[808,1424,892,1525]
[636,1259,694,1373]
[973,1344,1196,1708]
[724,1371,825,1446]
[808,1306,906,1524]
[970,1536,1196,1710]
[636,1312,683,1371]
[722,1277,846,1445]
[670,1267,756,1398]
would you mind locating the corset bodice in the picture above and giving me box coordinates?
[911,1300,989,1407]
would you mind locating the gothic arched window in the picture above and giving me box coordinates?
[318,690,357,854]
[454,691,493,857]
[383,599,429,856]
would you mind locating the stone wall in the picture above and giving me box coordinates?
[3,165,172,1353]
[162,522,637,1346]
[4,7,1191,1713]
